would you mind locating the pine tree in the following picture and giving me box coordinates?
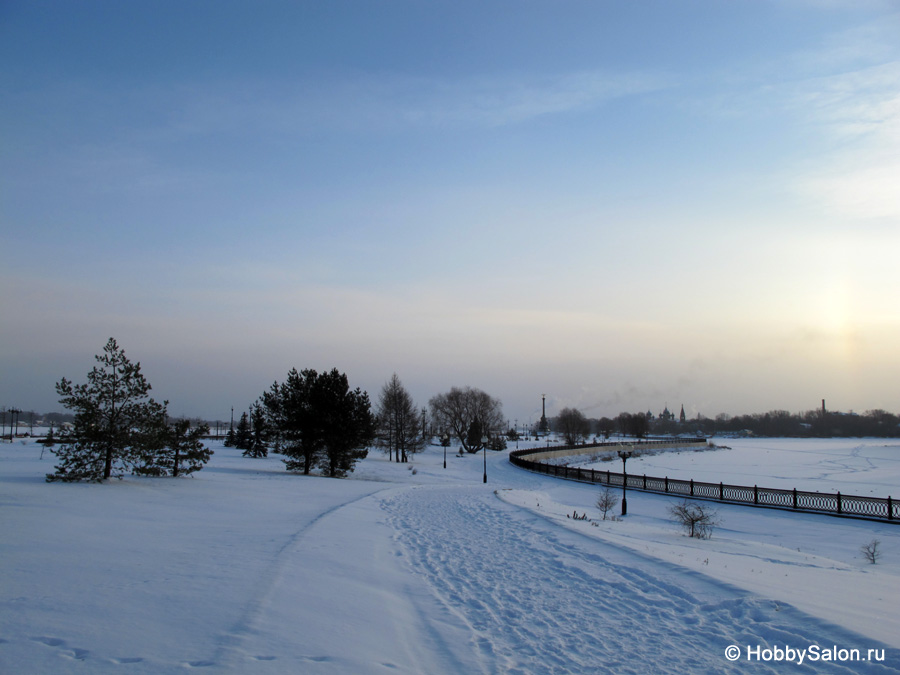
[134,420,212,477]
[314,369,375,478]
[243,403,268,458]
[262,368,320,474]
[234,412,252,452]
[40,425,57,447]
[166,420,212,477]
[261,367,374,476]
[48,338,168,482]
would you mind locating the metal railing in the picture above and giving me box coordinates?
[509,440,898,524]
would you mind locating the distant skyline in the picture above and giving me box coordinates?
[2,1,899,424]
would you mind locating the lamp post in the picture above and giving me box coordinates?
[441,432,450,469]
[617,446,634,516]
[483,441,487,484]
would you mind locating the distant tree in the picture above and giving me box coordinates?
[39,425,57,447]
[617,411,649,439]
[429,386,503,453]
[375,374,425,463]
[616,412,632,437]
[466,417,484,451]
[597,417,615,439]
[233,412,252,452]
[556,407,590,445]
[136,419,212,477]
[487,434,507,452]
[48,338,168,482]
[262,368,374,477]
[244,403,268,458]
[630,412,649,439]
[43,412,75,426]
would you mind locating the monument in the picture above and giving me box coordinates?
[538,394,549,433]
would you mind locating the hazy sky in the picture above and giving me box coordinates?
[2,1,899,425]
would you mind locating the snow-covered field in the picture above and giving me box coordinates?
[2,437,899,673]
[571,437,900,497]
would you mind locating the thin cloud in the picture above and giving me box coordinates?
[790,61,900,220]
[136,68,675,138]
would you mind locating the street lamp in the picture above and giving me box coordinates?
[617,446,634,516]
[441,432,450,469]
[483,441,487,484]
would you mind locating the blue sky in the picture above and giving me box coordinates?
[2,0,899,424]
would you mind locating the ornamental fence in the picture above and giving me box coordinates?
[509,440,898,524]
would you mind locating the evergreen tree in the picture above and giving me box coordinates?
[466,418,484,452]
[39,425,57,447]
[234,412,252,452]
[243,403,268,458]
[48,338,168,482]
[262,368,319,474]
[314,369,375,477]
[167,420,212,477]
[262,367,374,476]
[135,420,212,477]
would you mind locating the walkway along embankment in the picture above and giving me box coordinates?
[509,439,898,524]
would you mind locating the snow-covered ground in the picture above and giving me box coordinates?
[2,437,899,673]
[570,437,900,497]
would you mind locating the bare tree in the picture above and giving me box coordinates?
[429,386,503,453]
[597,417,615,439]
[596,487,619,521]
[556,407,590,445]
[861,539,881,564]
[668,500,720,539]
[376,374,425,463]
[623,412,649,439]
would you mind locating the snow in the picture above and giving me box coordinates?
[2,437,899,673]
[570,438,900,497]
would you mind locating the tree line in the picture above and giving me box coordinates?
[44,339,506,482]
[550,407,900,444]
[38,338,900,482]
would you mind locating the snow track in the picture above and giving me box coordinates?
[384,485,899,674]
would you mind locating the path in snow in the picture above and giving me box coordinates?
[383,485,899,674]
